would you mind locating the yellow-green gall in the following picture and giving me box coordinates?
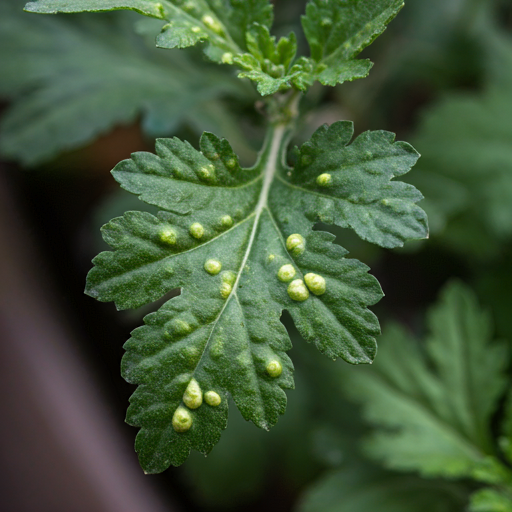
[304,273,326,296]
[159,228,177,245]
[204,259,222,275]
[183,378,203,409]
[221,52,234,65]
[268,254,275,262]
[220,282,232,299]
[201,14,222,34]
[190,222,204,239]
[172,406,192,432]
[266,360,283,377]
[171,319,192,336]
[204,390,222,406]
[221,271,236,286]
[191,26,202,33]
[221,215,233,229]
[225,157,237,169]
[199,165,214,180]
[286,234,306,256]
[277,264,296,282]
[316,173,332,187]
[287,279,309,302]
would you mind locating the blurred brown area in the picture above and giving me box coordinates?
[0,165,175,512]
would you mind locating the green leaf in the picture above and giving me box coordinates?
[301,0,404,86]
[24,0,275,63]
[409,88,512,246]
[275,121,427,248]
[233,23,304,96]
[469,489,512,512]
[0,3,247,166]
[24,0,166,18]
[299,464,466,512]
[83,118,425,469]
[343,281,509,478]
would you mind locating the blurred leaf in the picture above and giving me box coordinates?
[0,1,249,166]
[343,281,509,477]
[409,87,512,251]
[24,0,274,64]
[469,488,512,512]
[299,464,466,512]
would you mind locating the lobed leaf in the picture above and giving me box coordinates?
[302,0,404,86]
[343,282,509,478]
[85,120,425,469]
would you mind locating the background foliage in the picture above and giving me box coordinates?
[1,0,511,510]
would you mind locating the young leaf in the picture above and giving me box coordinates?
[85,117,424,470]
[234,23,303,96]
[343,282,509,478]
[301,0,404,86]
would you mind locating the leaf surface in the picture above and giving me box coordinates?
[24,0,166,18]
[24,0,275,63]
[0,2,247,166]
[273,121,427,248]
[85,121,423,469]
[343,282,509,477]
[300,465,466,512]
[302,0,404,86]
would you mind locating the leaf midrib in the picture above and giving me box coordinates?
[187,123,287,399]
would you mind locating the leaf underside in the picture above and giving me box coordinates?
[85,121,426,471]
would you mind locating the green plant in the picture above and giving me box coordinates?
[301,282,512,512]
[23,0,428,472]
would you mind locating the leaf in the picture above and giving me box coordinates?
[343,281,509,478]
[299,464,466,512]
[84,117,427,469]
[276,121,427,248]
[233,23,306,96]
[469,489,512,512]
[301,0,404,86]
[25,0,275,64]
[24,0,166,18]
[409,87,512,246]
[0,2,247,166]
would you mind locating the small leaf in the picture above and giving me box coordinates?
[233,23,305,96]
[302,0,404,86]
